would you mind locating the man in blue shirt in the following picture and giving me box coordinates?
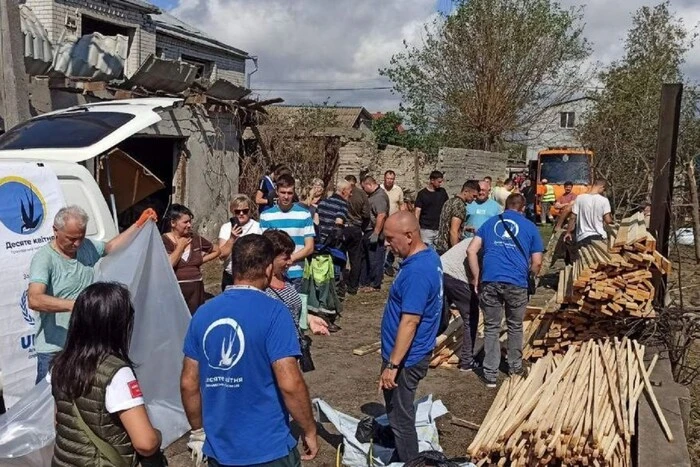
[467,194,543,388]
[380,212,443,461]
[464,180,503,238]
[180,235,318,466]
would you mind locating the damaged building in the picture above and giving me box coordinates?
[2,0,268,237]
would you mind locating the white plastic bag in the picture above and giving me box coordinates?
[0,223,191,465]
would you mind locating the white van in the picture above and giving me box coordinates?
[0,97,184,241]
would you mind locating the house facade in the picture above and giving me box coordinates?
[525,96,593,161]
[23,0,248,84]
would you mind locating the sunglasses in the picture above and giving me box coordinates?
[233,209,250,215]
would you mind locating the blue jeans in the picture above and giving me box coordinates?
[36,352,57,384]
[360,233,385,289]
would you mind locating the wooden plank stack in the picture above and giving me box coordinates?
[524,213,671,359]
[430,315,463,368]
[467,339,671,466]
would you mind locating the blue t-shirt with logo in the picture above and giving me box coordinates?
[183,287,301,465]
[476,210,544,288]
[465,199,503,237]
[381,248,443,367]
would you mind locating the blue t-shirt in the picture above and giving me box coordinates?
[476,210,544,288]
[465,199,503,237]
[183,287,301,465]
[381,248,443,367]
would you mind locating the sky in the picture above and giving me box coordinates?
[149,0,700,112]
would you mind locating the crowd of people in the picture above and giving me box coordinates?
[26,162,616,465]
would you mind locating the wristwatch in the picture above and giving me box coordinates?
[386,362,400,370]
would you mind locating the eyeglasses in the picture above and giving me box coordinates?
[233,209,250,215]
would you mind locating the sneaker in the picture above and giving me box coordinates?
[458,362,481,373]
[509,367,526,377]
[477,372,497,388]
[384,267,395,277]
[327,323,341,333]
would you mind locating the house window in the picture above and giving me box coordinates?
[560,111,575,129]
[181,55,214,79]
[81,15,131,38]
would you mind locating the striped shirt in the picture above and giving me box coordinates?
[316,193,348,245]
[265,283,302,342]
[260,204,315,278]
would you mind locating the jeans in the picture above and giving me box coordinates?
[385,250,396,271]
[208,448,300,467]
[480,282,528,380]
[344,225,364,293]
[381,355,430,462]
[360,232,385,289]
[36,352,57,384]
[443,274,479,368]
[419,229,438,247]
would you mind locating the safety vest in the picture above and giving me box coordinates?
[542,184,556,202]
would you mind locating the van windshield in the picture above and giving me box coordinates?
[539,154,590,185]
[0,112,134,150]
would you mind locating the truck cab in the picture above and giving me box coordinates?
[535,147,593,218]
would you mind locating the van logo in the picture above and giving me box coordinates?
[0,176,46,235]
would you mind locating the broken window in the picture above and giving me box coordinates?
[81,15,132,38]
[181,55,214,79]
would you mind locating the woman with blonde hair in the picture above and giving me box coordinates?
[300,178,325,220]
[218,194,262,290]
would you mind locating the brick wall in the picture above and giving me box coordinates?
[156,33,246,86]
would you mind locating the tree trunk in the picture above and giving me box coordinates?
[686,160,700,263]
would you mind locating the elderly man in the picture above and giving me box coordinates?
[28,205,156,383]
[181,235,318,466]
[314,179,351,247]
[467,194,542,387]
[360,175,390,292]
[465,180,502,237]
[379,212,442,461]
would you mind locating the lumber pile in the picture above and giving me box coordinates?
[430,315,463,368]
[467,339,671,466]
[524,213,670,359]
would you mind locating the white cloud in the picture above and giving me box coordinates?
[169,0,437,111]
[166,0,700,111]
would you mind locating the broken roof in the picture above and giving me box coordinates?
[150,12,249,59]
[269,105,373,129]
[116,0,160,14]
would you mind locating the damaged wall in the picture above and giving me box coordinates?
[436,148,509,195]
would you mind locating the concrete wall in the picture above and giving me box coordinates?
[525,98,592,161]
[436,148,509,195]
[156,33,246,86]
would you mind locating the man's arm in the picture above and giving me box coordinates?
[27,282,74,313]
[379,314,421,390]
[466,237,483,291]
[564,213,577,242]
[449,217,462,248]
[291,236,315,263]
[255,189,269,207]
[603,213,613,225]
[374,212,388,236]
[272,357,318,460]
[105,223,139,255]
[530,252,543,276]
[413,207,422,221]
[180,357,202,430]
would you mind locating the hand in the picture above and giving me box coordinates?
[369,233,379,244]
[470,278,479,294]
[177,236,192,250]
[301,432,319,461]
[563,232,572,243]
[135,208,158,227]
[230,225,243,239]
[379,367,398,391]
[187,428,206,467]
[308,315,330,336]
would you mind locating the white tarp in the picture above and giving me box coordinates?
[0,163,65,408]
[313,395,450,467]
[0,222,191,465]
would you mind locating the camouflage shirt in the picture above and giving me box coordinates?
[435,196,467,253]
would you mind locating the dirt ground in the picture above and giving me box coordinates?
[166,270,496,466]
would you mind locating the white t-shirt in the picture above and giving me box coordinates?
[492,186,511,208]
[440,238,472,284]
[218,219,263,274]
[47,367,145,414]
[572,193,611,241]
[381,184,405,216]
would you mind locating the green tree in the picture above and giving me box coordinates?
[381,0,590,151]
[371,112,406,147]
[579,2,692,215]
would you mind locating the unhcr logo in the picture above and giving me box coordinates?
[0,176,46,235]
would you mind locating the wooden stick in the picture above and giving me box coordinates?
[633,343,673,442]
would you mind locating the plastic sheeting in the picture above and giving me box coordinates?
[313,395,451,467]
[0,222,191,465]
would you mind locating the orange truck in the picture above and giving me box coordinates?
[534,147,593,218]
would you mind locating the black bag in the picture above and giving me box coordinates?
[498,215,537,296]
[299,335,315,373]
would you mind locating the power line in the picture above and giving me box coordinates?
[251,86,394,92]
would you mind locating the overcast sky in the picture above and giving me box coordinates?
[151,0,700,112]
